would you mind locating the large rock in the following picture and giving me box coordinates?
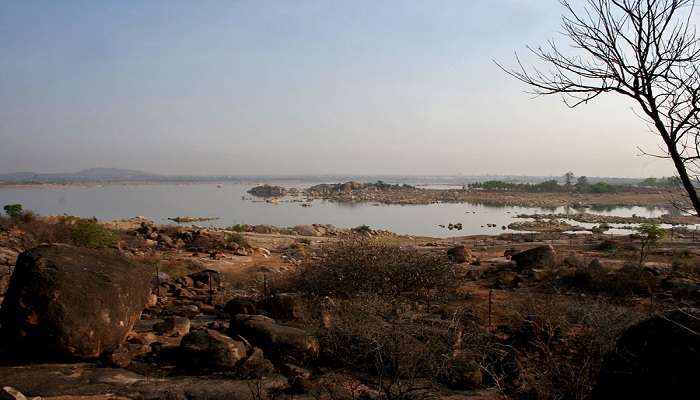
[179,328,247,370]
[224,297,257,317]
[293,225,318,237]
[0,244,151,358]
[593,308,700,400]
[230,314,319,362]
[511,245,556,271]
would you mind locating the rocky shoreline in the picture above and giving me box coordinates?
[247,181,685,208]
[1,215,699,399]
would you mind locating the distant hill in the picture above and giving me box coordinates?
[0,168,163,183]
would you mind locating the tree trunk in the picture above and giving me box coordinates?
[668,143,700,216]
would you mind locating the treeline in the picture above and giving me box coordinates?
[467,174,680,193]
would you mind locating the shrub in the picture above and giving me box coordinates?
[504,294,642,400]
[228,224,249,232]
[70,220,117,249]
[316,295,497,398]
[352,224,372,235]
[225,232,250,248]
[296,239,456,299]
[3,204,23,218]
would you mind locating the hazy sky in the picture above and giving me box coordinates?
[0,0,680,177]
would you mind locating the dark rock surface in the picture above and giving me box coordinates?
[0,244,151,358]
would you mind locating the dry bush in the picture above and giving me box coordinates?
[295,239,456,299]
[316,295,500,400]
[225,232,250,248]
[671,256,700,278]
[158,258,206,279]
[504,294,642,400]
[559,263,659,298]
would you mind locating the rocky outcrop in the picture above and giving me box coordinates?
[0,244,151,358]
[248,185,288,198]
[593,308,700,400]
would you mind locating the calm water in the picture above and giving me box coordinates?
[0,183,691,238]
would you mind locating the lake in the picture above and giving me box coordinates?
[0,182,693,238]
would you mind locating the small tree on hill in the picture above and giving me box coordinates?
[3,204,23,218]
[636,223,665,267]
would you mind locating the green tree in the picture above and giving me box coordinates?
[563,172,575,190]
[3,204,23,218]
[636,223,665,267]
[575,176,589,191]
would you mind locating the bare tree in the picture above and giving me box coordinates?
[499,0,700,216]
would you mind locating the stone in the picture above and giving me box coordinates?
[494,271,522,289]
[163,304,200,318]
[239,347,274,378]
[179,329,247,370]
[593,308,700,400]
[562,253,584,269]
[176,276,194,288]
[153,316,191,337]
[511,245,556,271]
[281,364,313,394]
[0,248,19,266]
[189,269,221,287]
[293,225,318,237]
[447,245,472,263]
[224,297,257,317]
[0,244,150,359]
[0,386,27,400]
[230,314,319,361]
[662,277,700,299]
[99,343,150,368]
[146,293,158,307]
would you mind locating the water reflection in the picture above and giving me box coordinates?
[0,183,696,238]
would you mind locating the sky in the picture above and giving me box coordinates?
[0,0,680,178]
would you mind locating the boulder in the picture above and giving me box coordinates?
[179,329,247,370]
[188,269,221,287]
[224,297,257,317]
[0,247,19,266]
[239,347,274,378]
[153,316,191,337]
[0,244,151,358]
[163,304,200,318]
[230,314,319,361]
[281,364,313,394]
[662,277,700,299]
[0,386,27,400]
[447,245,471,263]
[511,245,556,271]
[293,225,318,237]
[593,308,700,400]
